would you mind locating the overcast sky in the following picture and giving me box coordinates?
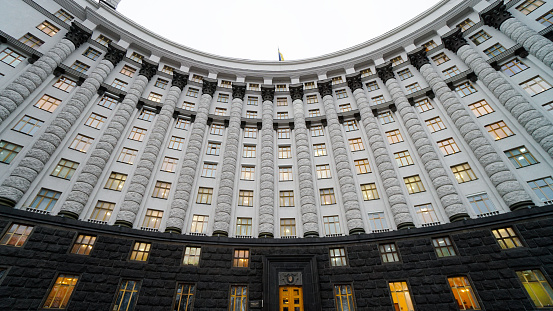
[117,0,442,61]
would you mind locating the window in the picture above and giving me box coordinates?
[500,58,529,77]
[279,167,293,181]
[128,127,147,141]
[29,188,60,212]
[379,111,394,124]
[380,243,400,263]
[349,138,364,151]
[423,40,438,51]
[19,33,44,48]
[505,146,538,168]
[277,128,290,139]
[437,138,460,155]
[154,78,168,89]
[517,0,545,15]
[458,18,475,31]
[236,218,252,236]
[217,93,229,103]
[201,163,217,178]
[129,52,144,63]
[219,80,231,88]
[241,166,255,180]
[304,81,316,89]
[332,76,343,85]
[394,150,414,167]
[334,284,356,311]
[214,107,226,115]
[206,142,221,155]
[404,175,425,194]
[335,89,348,99]
[161,65,174,74]
[238,190,254,206]
[366,81,379,91]
[196,187,213,204]
[210,124,224,136]
[142,209,163,229]
[329,248,347,266]
[183,246,201,266]
[372,95,385,105]
[120,65,136,77]
[130,242,151,262]
[0,223,33,247]
[306,94,318,104]
[469,100,494,117]
[247,96,258,106]
[415,203,439,224]
[484,44,507,59]
[442,66,461,78]
[521,76,552,96]
[431,53,450,66]
[368,212,388,231]
[451,163,477,183]
[0,48,25,67]
[233,249,249,268]
[277,97,288,106]
[90,201,115,222]
[313,143,327,156]
[83,47,101,60]
[113,280,140,311]
[433,237,457,257]
[229,286,248,310]
[276,84,287,92]
[415,98,433,113]
[104,172,127,191]
[173,284,195,311]
[308,109,321,117]
[186,88,199,98]
[516,269,553,308]
[84,113,106,129]
[175,118,190,130]
[397,68,413,80]
[455,82,477,97]
[34,94,61,112]
[470,30,491,46]
[354,159,371,174]
[69,134,93,153]
[70,60,90,73]
[278,146,291,159]
[248,83,259,91]
[279,191,294,207]
[53,76,76,92]
[386,129,403,144]
[468,193,497,215]
[12,115,43,136]
[71,235,96,255]
[147,92,162,103]
[98,95,118,109]
[152,181,171,199]
[245,111,257,118]
[344,120,358,132]
[111,79,127,91]
[316,164,331,179]
[95,35,111,46]
[448,277,481,310]
[51,159,78,179]
[277,112,289,119]
[389,282,415,311]
[0,141,23,164]
[405,82,422,94]
[243,145,256,158]
[537,10,553,25]
[161,157,178,173]
[280,218,296,236]
[311,125,324,137]
[137,109,155,122]
[361,183,379,201]
[190,215,209,233]
[339,103,352,112]
[323,216,341,236]
[42,274,78,309]
[190,74,203,83]
[391,56,404,66]
[528,177,553,202]
[485,121,514,140]
[320,188,336,205]
[118,148,138,164]
[361,68,373,77]
[425,116,446,132]
[54,9,73,22]
[492,227,523,249]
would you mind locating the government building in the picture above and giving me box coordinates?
[0,0,553,310]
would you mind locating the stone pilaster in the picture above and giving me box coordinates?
[0,45,125,209]
[58,60,157,220]
[258,86,275,238]
[164,79,217,233]
[318,81,365,235]
[443,29,553,160]
[290,85,319,237]
[346,75,414,229]
[213,83,246,236]
[377,64,469,222]
[115,72,188,226]
[0,23,91,123]
[409,49,534,211]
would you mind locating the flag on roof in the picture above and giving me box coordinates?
[278,48,284,61]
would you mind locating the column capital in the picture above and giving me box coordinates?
[317,81,332,97]
[481,2,514,29]
[103,44,126,66]
[289,85,304,101]
[261,86,275,102]
[64,22,92,49]
[346,74,363,92]
[171,71,189,91]
[138,60,158,81]
[442,28,469,53]
[376,63,394,83]
[202,78,218,97]
[407,48,430,71]
[232,83,246,100]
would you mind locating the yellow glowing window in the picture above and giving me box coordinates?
[152,181,171,199]
[0,223,33,247]
[404,175,425,194]
[104,172,127,191]
[319,188,336,205]
[183,246,201,266]
[233,249,249,268]
[34,94,61,112]
[90,201,115,222]
[42,274,79,309]
[130,242,151,261]
[485,121,514,140]
[361,183,379,201]
[448,277,481,310]
[71,235,96,255]
[196,187,213,204]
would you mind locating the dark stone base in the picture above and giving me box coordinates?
[509,200,535,211]
[113,220,132,228]
[57,210,79,220]
[164,227,182,234]
[397,222,415,230]
[449,213,470,222]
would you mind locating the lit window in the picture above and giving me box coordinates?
[361,183,379,201]
[437,138,460,155]
[247,96,258,106]
[183,246,201,266]
[415,98,433,113]
[323,216,341,236]
[366,81,379,91]
[54,9,73,22]
[248,83,260,91]
[277,112,289,119]
[129,52,144,63]
[19,33,44,48]
[320,188,336,205]
[34,94,61,112]
[236,218,252,236]
[485,121,514,140]
[196,187,213,204]
[537,10,553,25]
[469,100,494,117]
[334,284,356,311]
[128,127,147,141]
[279,167,293,181]
[70,61,90,73]
[349,138,364,151]
[243,145,256,158]
[173,283,195,311]
[517,0,545,14]
[29,188,61,211]
[217,93,229,103]
[71,235,96,255]
[521,76,552,96]
[113,280,140,311]
[451,163,477,183]
[368,212,388,231]
[244,127,257,138]
[98,95,118,109]
[448,277,481,310]
[104,172,127,191]
[335,89,348,99]
[372,95,385,105]
[425,116,446,132]
[175,118,190,130]
[516,269,553,308]
[277,97,288,106]
[379,111,394,124]
[120,65,136,77]
[361,68,372,77]
[154,78,168,89]
[279,191,294,207]
[190,215,209,233]
[53,76,76,92]
[344,120,358,132]
[354,159,371,174]
[69,134,93,153]
[238,190,254,206]
[229,286,248,310]
[42,275,78,309]
[340,103,352,112]
[455,82,477,97]
[0,48,25,67]
[468,193,497,215]
[404,175,425,194]
[397,68,413,80]
[84,113,106,129]
[470,30,491,46]
[161,157,178,173]
[95,34,111,46]
[380,243,400,263]
[505,146,538,168]
[220,80,232,88]
[51,158,78,179]
[214,107,226,115]
[332,76,343,85]
[306,95,318,104]
[276,84,287,92]
[161,65,174,74]
[233,249,249,268]
[433,237,456,257]
[313,143,327,156]
[206,142,221,155]
[386,129,403,144]
[111,79,128,91]
[311,125,324,137]
[442,66,461,78]
[0,140,23,164]
[241,166,255,180]
[329,248,347,266]
[210,124,224,136]
[405,83,422,94]
[304,81,316,89]
[201,163,217,177]
[186,88,199,98]
[130,242,151,261]
[423,40,438,51]
[528,177,553,202]
[152,181,171,199]
[394,150,414,167]
[501,58,529,77]
[280,218,296,236]
[492,227,523,249]
[458,18,475,31]
[117,148,138,164]
[0,223,33,247]
[308,109,321,117]
[90,201,115,222]
[391,56,404,66]
[137,109,155,122]
[415,203,439,224]
[277,128,290,139]
[142,209,163,229]
[245,111,257,118]
[278,146,291,159]
[147,92,162,103]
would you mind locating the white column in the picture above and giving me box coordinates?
[258,86,275,238]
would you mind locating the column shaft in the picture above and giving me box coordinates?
[258,87,275,238]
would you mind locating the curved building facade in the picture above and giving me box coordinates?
[0,0,552,310]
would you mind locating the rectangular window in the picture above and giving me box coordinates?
[334,284,356,311]
[53,76,76,92]
[229,286,248,310]
[196,187,213,204]
[183,246,201,266]
[130,242,151,261]
[349,138,364,151]
[469,100,494,117]
[152,181,171,199]
[243,145,256,158]
[161,157,178,173]
[505,146,538,168]
[137,109,155,122]
[217,93,229,103]
[458,18,475,31]
[423,40,438,51]
[361,68,373,77]
[83,47,101,60]
[492,227,523,249]
[521,76,552,96]
[394,150,414,167]
[277,97,288,106]
[55,9,73,22]
[34,94,61,112]
[147,92,162,103]
[120,65,136,77]
[30,188,60,211]
[537,10,553,25]
[113,280,140,311]
[332,76,343,85]
[308,109,321,117]
[528,177,553,202]
[313,143,327,156]
[404,175,425,194]
[354,159,371,174]
[0,223,33,247]
[389,282,415,311]
[186,88,199,98]
[104,172,127,191]
[277,128,290,139]
[190,215,209,233]
[442,66,461,78]
[51,158,79,179]
[344,120,358,132]
[304,81,316,89]
[335,89,348,99]
[118,148,138,165]
[433,237,456,257]
[173,283,195,311]
[276,84,287,92]
[155,78,168,89]
[425,116,446,132]
[363,82,378,94]
[111,79,128,91]
[391,56,404,66]
[502,58,529,77]
[128,127,147,142]
[320,188,336,205]
[280,218,296,236]
[451,163,477,183]
[71,235,96,255]
[316,164,331,179]
[161,65,174,74]
[323,216,341,236]
[233,249,249,268]
[206,142,221,155]
[339,103,352,112]
[201,163,217,178]
[484,43,506,58]
[372,95,385,105]
[276,112,289,119]
[405,82,422,94]
[84,113,106,130]
[455,82,477,97]
[220,80,232,88]
[311,125,324,137]
[516,269,553,308]
[95,34,111,46]
[13,115,43,136]
[210,124,224,136]
[397,68,413,80]
[90,201,115,222]
[190,74,203,83]
[0,48,25,67]
[69,134,93,153]
[278,146,291,159]
[448,277,481,310]
[241,166,255,180]
[247,96,258,106]
[214,107,226,115]
[329,248,347,266]
[361,183,379,201]
[19,33,44,48]
[517,0,545,15]
[129,52,144,63]
[432,52,450,66]
[248,83,260,91]
[0,140,23,164]
[245,111,257,118]
[98,95,118,109]
[415,203,439,224]
[279,191,294,207]
[379,111,394,124]
[380,243,400,263]
[368,212,388,231]
[175,118,190,130]
[386,129,403,144]
[279,167,293,181]
[438,138,460,155]
[236,218,252,237]
[142,209,164,229]
[485,121,514,140]
[415,98,433,112]
[468,193,497,214]
[306,94,318,104]
[470,30,491,46]
[42,274,78,309]
[238,190,254,207]
[70,61,90,73]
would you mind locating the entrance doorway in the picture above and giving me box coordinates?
[279,286,304,311]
